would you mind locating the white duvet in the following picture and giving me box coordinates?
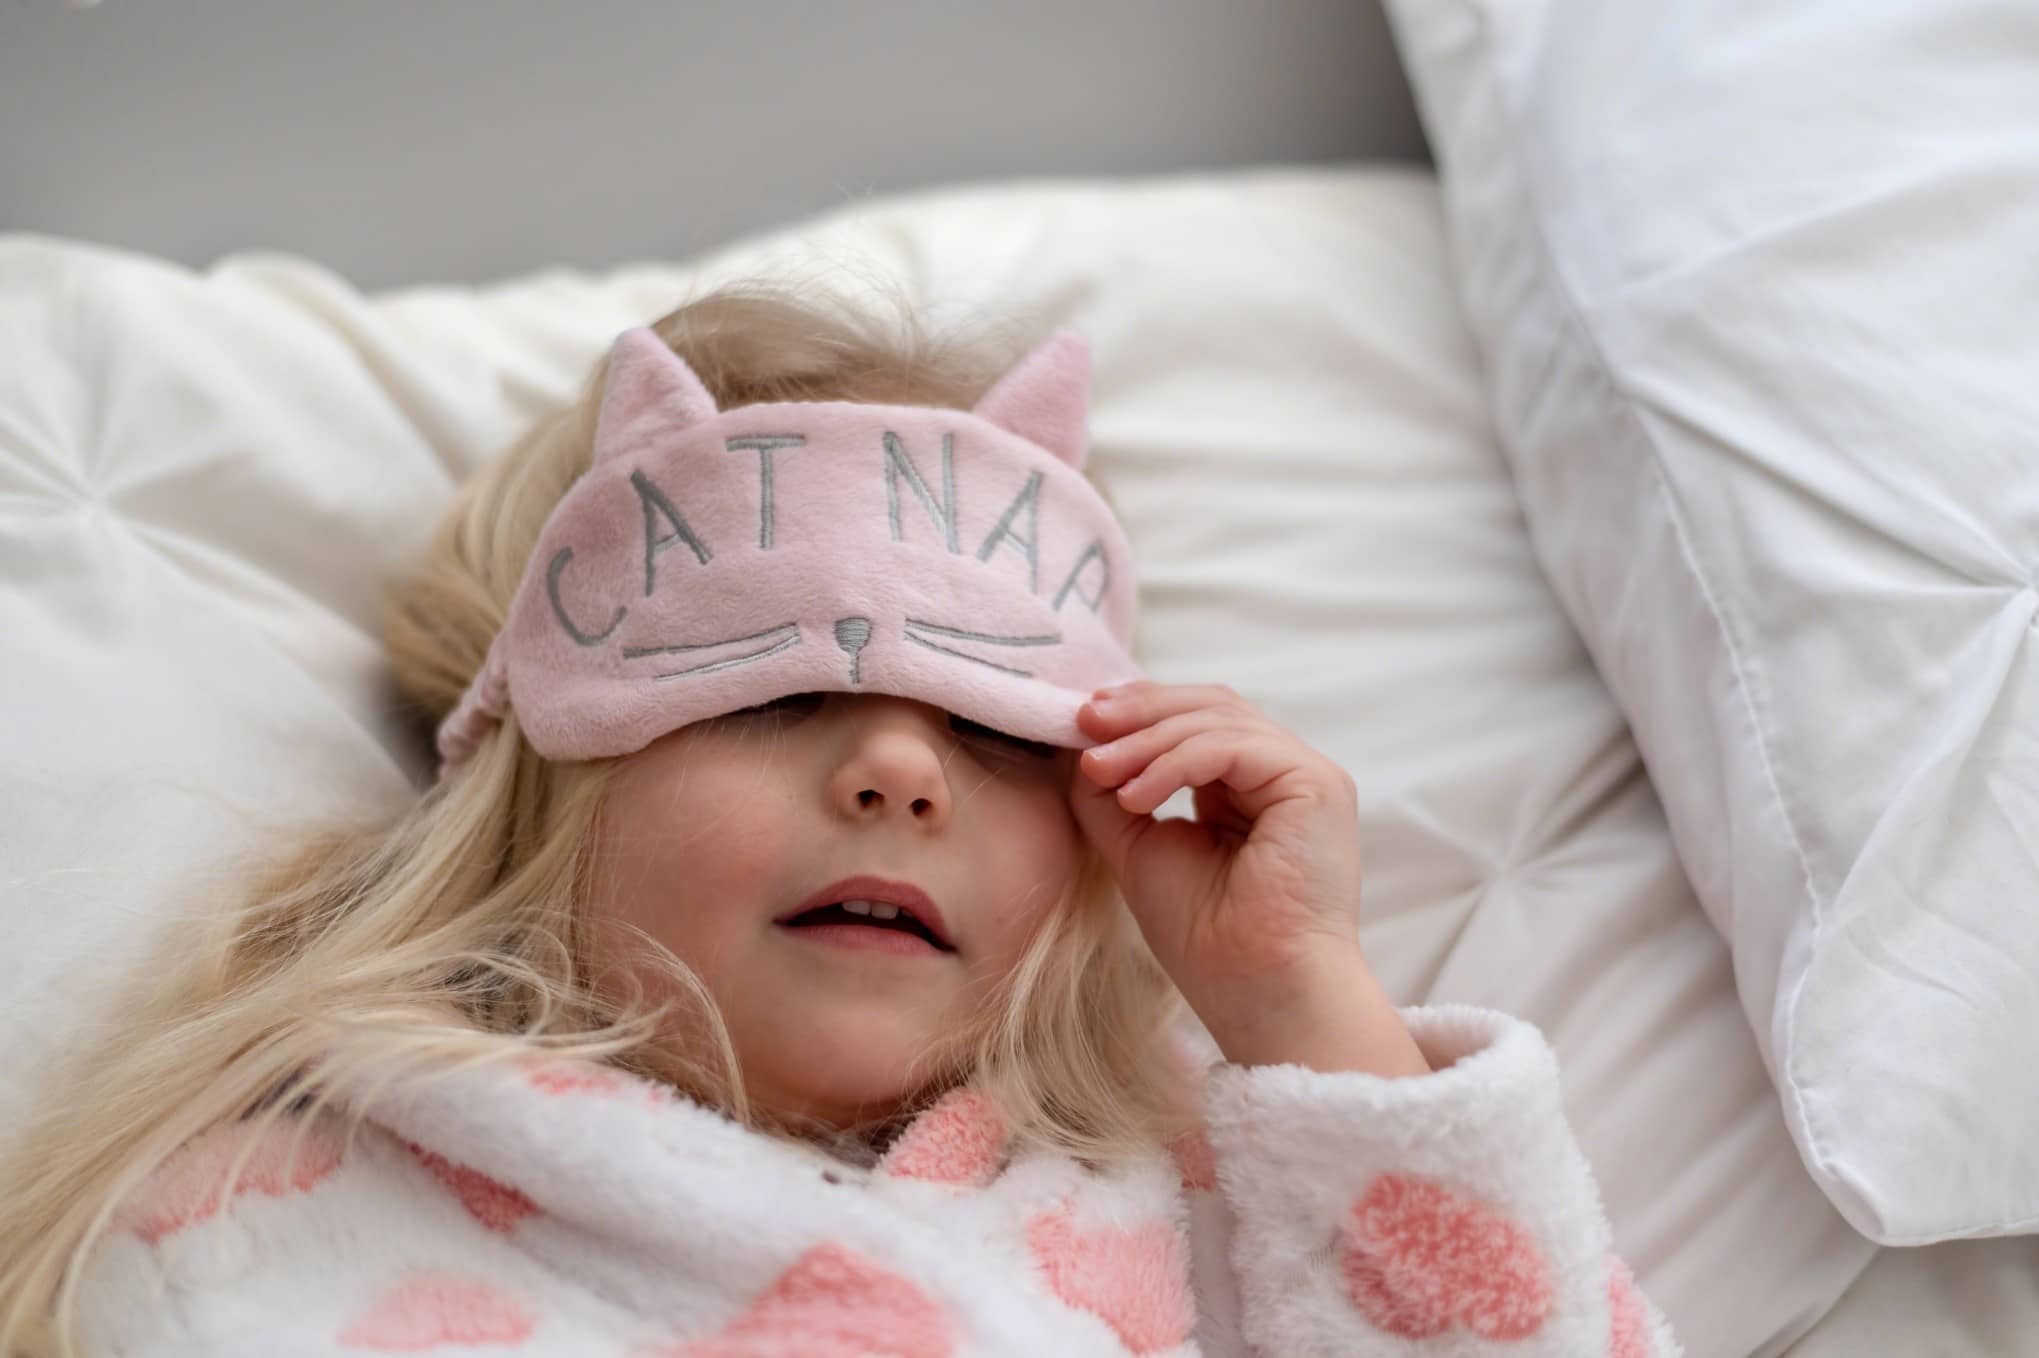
[2,165,2029,1354]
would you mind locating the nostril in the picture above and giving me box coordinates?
[859,789,879,807]
[911,797,932,816]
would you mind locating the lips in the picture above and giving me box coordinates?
[776,875,956,952]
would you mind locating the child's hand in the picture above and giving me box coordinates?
[1070,679,1365,986]
[1070,680,1429,1076]
[1076,681,1427,1076]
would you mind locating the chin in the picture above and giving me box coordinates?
[746,1018,948,1130]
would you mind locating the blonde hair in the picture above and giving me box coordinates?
[0,275,1192,1357]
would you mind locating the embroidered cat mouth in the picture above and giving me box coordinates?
[621,616,1062,685]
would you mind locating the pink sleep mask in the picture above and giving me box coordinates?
[433,324,1143,779]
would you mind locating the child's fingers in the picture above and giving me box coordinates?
[1113,728,1301,818]
[1079,707,1236,789]
[1080,681,1253,739]
[1193,781,1253,838]
[1068,754,1161,879]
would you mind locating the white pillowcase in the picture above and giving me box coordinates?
[1384,0,2039,1244]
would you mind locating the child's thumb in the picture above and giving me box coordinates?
[1069,761,1145,882]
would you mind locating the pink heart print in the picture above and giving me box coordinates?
[523,1058,627,1097]
[521,1053,679,1111]
[338,1272,536,1351]
[878,1088,1008,1187]
[1607,1253,1654,1358]
[398,1138,540,1235]
[1337,1172,1554,1341]
[114,1118,344,1244]
[641,1242,955,1358]
[1165,1129,1217,1194]
[1024,1200,1195,1354]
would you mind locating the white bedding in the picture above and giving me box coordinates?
[1,164,2026,1355]
[1788,1237,2039,1357]
[1382,0,2039,1246]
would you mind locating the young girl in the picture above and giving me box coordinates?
[0,280,1680,1356]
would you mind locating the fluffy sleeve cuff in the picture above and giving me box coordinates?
[1197,1003,1681,1356]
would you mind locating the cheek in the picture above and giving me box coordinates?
[584,754,796,962]
[970,772,1085,957]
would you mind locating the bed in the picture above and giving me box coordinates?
[6,163,2036,1356]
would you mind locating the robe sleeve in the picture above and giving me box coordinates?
[1189,1003,1681,1357]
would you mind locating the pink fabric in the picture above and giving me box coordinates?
[1336,1172,1553,1342]
[400,1138,540,1235]
[1607,1254,1653,1358]
[522,1057,628,1097]
[878,1088,1008,1187]
[521,1054,679,1112]
[1165,1130,1217,1194]
[113,1118,343,1245]
[338,1272,536,1351]
[646,1242,956,1358]
[436,326,1143,777]
[1024,1200,1195,1354]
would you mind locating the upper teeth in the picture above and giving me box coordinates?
[841,899,901,920]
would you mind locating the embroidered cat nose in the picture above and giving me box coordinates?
[835,617,872,684]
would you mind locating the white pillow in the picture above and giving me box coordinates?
[0,167,1871,1352]
[1383,0,2039,1244]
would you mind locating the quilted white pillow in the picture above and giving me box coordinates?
[1384,0,2039,1243]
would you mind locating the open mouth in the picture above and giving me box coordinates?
[777,900,955,955]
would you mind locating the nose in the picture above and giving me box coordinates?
[827,700,953,830]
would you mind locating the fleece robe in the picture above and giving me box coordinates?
[71,1004,1679,1357]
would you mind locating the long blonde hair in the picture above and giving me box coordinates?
[0,276,1192,1357]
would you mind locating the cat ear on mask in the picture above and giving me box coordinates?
[970,329,1093,472]
[593,327,722,467]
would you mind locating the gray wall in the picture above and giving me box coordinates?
[0,0,1426,290]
